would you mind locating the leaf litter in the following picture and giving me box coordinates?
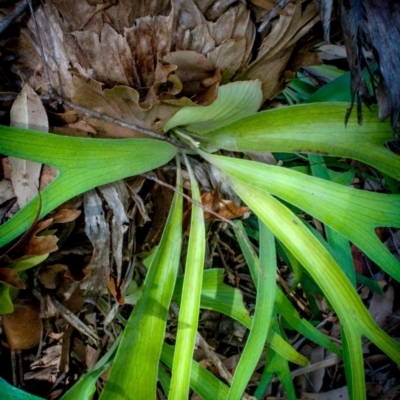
[0,0,399,399]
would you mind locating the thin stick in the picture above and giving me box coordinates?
[0,0,30,34]
[50,93,189,149]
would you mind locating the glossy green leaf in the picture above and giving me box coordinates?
[99,162,183,400]
[201,102,400,180]
[164,81,263,135]
[0,126,176,248]
[169,154,205,400]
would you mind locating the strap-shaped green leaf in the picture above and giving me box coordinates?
[0,126,176,247]
[227,222,277,399]
[169,154,205,400]
[98,161,183,400]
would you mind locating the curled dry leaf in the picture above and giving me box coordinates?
[0,268,26,290]
[23,219,59,256]
[202,185,249,221]
[2,300,42,351]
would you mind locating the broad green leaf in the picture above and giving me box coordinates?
[0,377,44,400]
[203,152,400,399]
[227,222,276,399]
[99,162,183,400]
[169,154,205,400]
[201,102,400,180]
[164,81,263,135]
[0,126,176,248]
[161,343,230,400]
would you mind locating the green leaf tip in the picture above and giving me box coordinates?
[163,80,263,135]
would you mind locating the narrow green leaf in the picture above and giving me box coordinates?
[0,126,176,247]
[202,103,399,179]
[161,343,229,400]
[169,154,205,400]
[99,161,183,400]
[227,222,276,399]
[173,269,309,366]
[60,364,109,400]
[164,81,262,135]
[341,325,365,399]
[234,223,340,356]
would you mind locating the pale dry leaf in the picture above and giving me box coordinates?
[309,346,325,393]
[9,84,48,209]
[9,0,85,98]
[0,180,15,205]
[82,189,110,297]
[72,24,135,87]
[369,285,394,328]
[98,181,129,285]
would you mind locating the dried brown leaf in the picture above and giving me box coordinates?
[2,300,42,350]
[72,24,136,87]
[37,264,68,290]
[202,186,249,221]
[237,1,319,100]
[0,268,26,289]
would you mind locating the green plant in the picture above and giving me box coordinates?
[0,80,399,400]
